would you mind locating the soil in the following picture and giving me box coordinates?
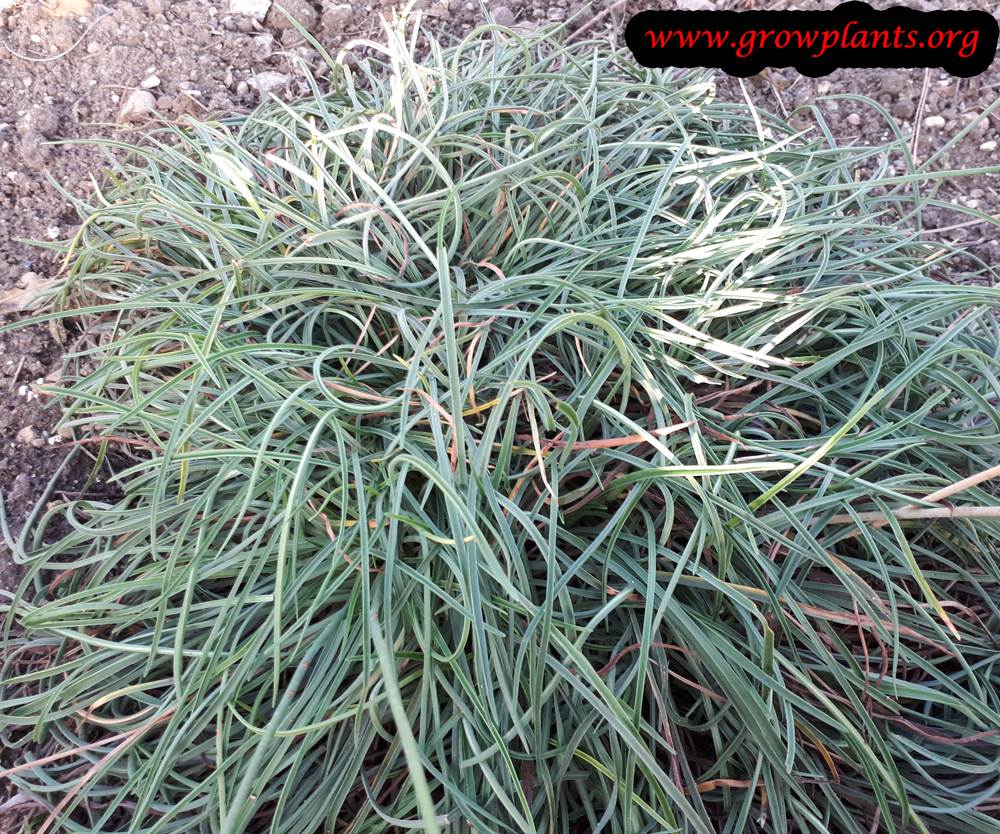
[0,0,997,590]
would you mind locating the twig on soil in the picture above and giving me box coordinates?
[921,217,992,237]
[565,0,626,43]
[910,68,931,165]
[8,356,25,391]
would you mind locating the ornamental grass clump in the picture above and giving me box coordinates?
[3,12,1000,834]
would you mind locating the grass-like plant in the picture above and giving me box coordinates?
[2,12,1000,834]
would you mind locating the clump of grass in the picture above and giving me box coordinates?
[3,12,1000,834]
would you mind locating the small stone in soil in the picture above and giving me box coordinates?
[490,5,515,26]
[230,0,271,20]
[923,115,946,130]
[16,426,43,448]
[250,71,291,94]
[566,2,592,27]
[23,104,61,139]
[8,473,31,503]
[980,140,997,153]
[251,31,275,59]
[46,0,92,16]
[280,26,306,46]
[321,2,353,37]
[846,113,861,127]
[19,131,51,169]
[119,89,157,122]
[264,0,317,30]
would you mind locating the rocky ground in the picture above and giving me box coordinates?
[0,0,998,598]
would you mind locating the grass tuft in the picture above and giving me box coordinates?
[2,13,1000,834]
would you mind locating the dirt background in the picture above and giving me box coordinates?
[0,0,998,597]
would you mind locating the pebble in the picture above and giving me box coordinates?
[118,88,157,122]
[229,0,270,20]
[923,115,945,130]
[491,5,515,26]
[846,113,861,127]
[19,130,51,169]
[566,2,592,27]
[881,71,907,95]
[46,225,60,240]
[47,0,91,14]
[140,74,161,89]
[251,31,274,59]
[280,26,305,46]
[249,71,290,93]
[16,426,43,448]
[23,104,61,138]
[236,80,250,96]
[321,2,352,36]
[891,99,913,120]
[264,0,317,30]
[7,473,31,503]
[980,140,997,152]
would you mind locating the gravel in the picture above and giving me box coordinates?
[229,0,270,20]
[118,88,157,121]
[265,0,317,29]
[249,69,291,93]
